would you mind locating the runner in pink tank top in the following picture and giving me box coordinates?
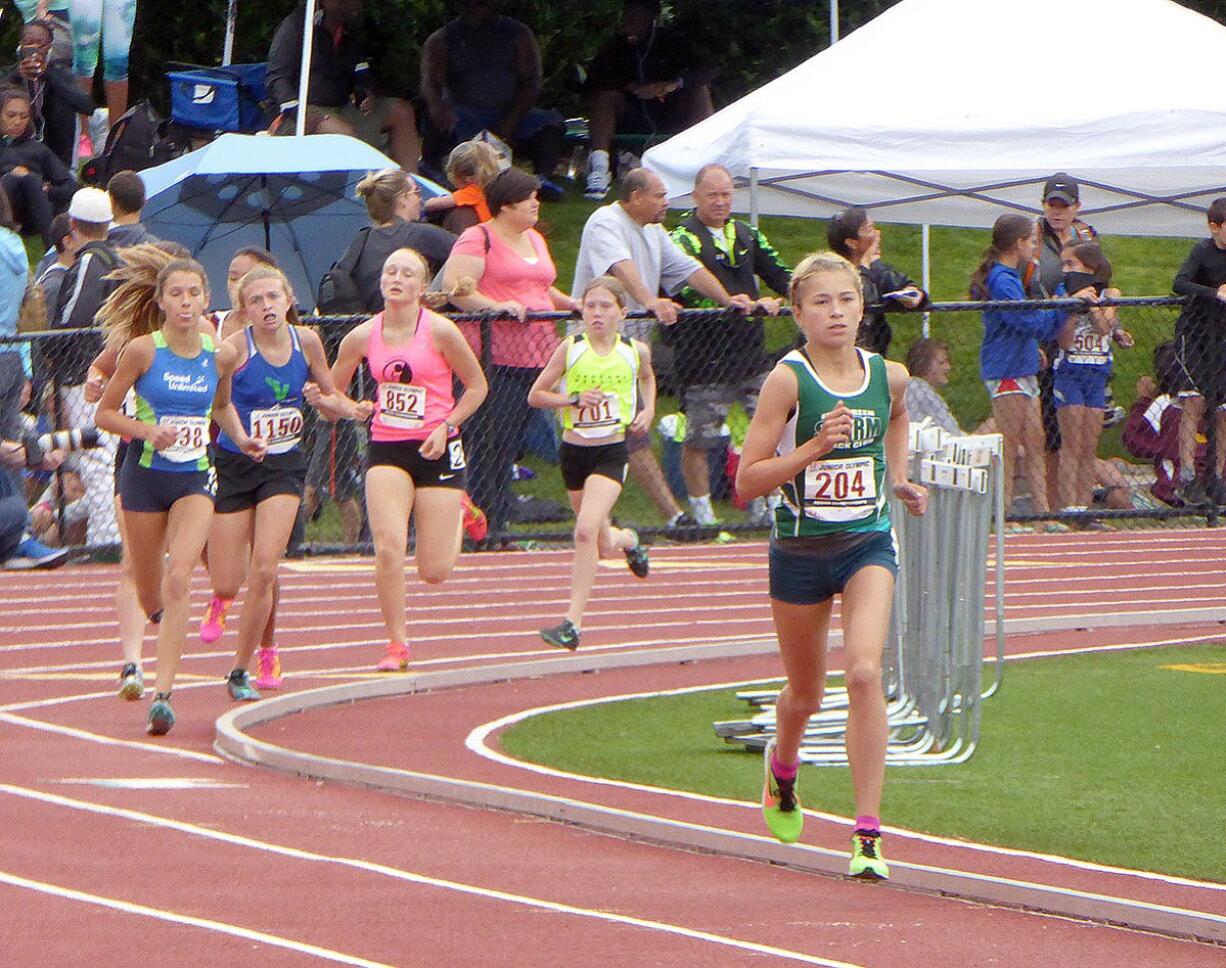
[367,306,457,443]
[332,247,488,672]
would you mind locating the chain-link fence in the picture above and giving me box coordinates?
[4,293,1222,558]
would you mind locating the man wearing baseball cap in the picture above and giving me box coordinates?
[45,186,122,547]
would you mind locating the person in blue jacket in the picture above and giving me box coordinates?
[970,214,1065,525]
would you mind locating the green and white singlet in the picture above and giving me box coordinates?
[775,347,893,539]
[560,333,639,438]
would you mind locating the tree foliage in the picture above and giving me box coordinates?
[2,0,1221,117]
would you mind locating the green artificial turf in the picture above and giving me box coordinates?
[501,642,1226,881]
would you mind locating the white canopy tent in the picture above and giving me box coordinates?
[644,0,1226,238]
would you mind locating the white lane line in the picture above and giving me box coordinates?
[0,633,778,708]
[0,614,776,654]
[0,591,772,638]
[465,634,1226,897]
[0,870,393,967]
[0,784,864,968]
[0,711,224,764]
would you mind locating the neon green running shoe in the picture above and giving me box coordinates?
[761,739,803,843]
[848,830,889,880]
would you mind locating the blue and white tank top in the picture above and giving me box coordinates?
[217,325,309,456]
[132,331,218,472]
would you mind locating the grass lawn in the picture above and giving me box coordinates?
[501,641,1226,881]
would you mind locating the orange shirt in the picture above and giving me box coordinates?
[452,184,492,223]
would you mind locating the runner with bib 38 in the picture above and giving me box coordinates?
[736,250,927,879]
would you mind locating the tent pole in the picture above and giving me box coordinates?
[295,0,319,138]
[749,167,759,228]
[829,0,840,44]
[921,223,931,337]
[222,0,238,66]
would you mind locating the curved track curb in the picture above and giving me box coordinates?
[216,641,1226,947]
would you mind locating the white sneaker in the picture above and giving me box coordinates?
[689,502,719,527]
[584,166,611,201]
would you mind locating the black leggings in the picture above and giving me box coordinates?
[2,172,62,245]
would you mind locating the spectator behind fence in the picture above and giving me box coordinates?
[669,163,790,527]
[826,206,927,356]
[0,187,28,426]
[1052,241,1130,515]
[0,86,75,246]
[46,186,121,546]
[581,0,716,201]
[424,140,500,235]
[420,1,565,190]
[1027,174,1099,504]
[970,213,1065,528]
[903,339,962,436]
[1171,196,1226,507]
[6,18,94,168]
[1124,341,1206,508]
[572,167,753,530]
[106,169,157,247]
[327,168,457,314]
[1,426,71,569]
[35,212,79,315]
[265,0,420,171]
[441,167,578,543]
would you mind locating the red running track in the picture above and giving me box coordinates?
[2,529,1225,966]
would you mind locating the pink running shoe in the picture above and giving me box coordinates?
[375,641,410,672]
[200,595,232,644]
[254,646,283,689]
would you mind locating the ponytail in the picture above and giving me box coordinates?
[969,214,1035,299]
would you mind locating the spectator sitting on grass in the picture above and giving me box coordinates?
[0,85,75,246]
[106,169,156,248]
[265,0,420,170]
[1123,341,1206,508]
[6,18,93,168]
[420,0,565,195]
[423,140,500,235]
[903,338,963,436]
[827,206,926,356]
[580,0,716,201]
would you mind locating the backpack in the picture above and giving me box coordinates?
[80,101,181,186]
[317,227,373,314]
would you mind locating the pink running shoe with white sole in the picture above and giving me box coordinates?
[375,641,410,672]
[200,595,232,644]
[254,646,283,689]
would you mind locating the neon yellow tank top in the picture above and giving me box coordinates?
[560,333,639,438]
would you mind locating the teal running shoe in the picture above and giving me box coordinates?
[146,694,175,736]
[225,669,261,702]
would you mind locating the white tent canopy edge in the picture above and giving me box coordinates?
[643,0,1226,238]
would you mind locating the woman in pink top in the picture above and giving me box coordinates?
[332,248,488,671]
[442,167,580,543]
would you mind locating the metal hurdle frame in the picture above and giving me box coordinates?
[713,424,1007,766]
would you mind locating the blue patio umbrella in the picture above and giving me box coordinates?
[140,133,446,309]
